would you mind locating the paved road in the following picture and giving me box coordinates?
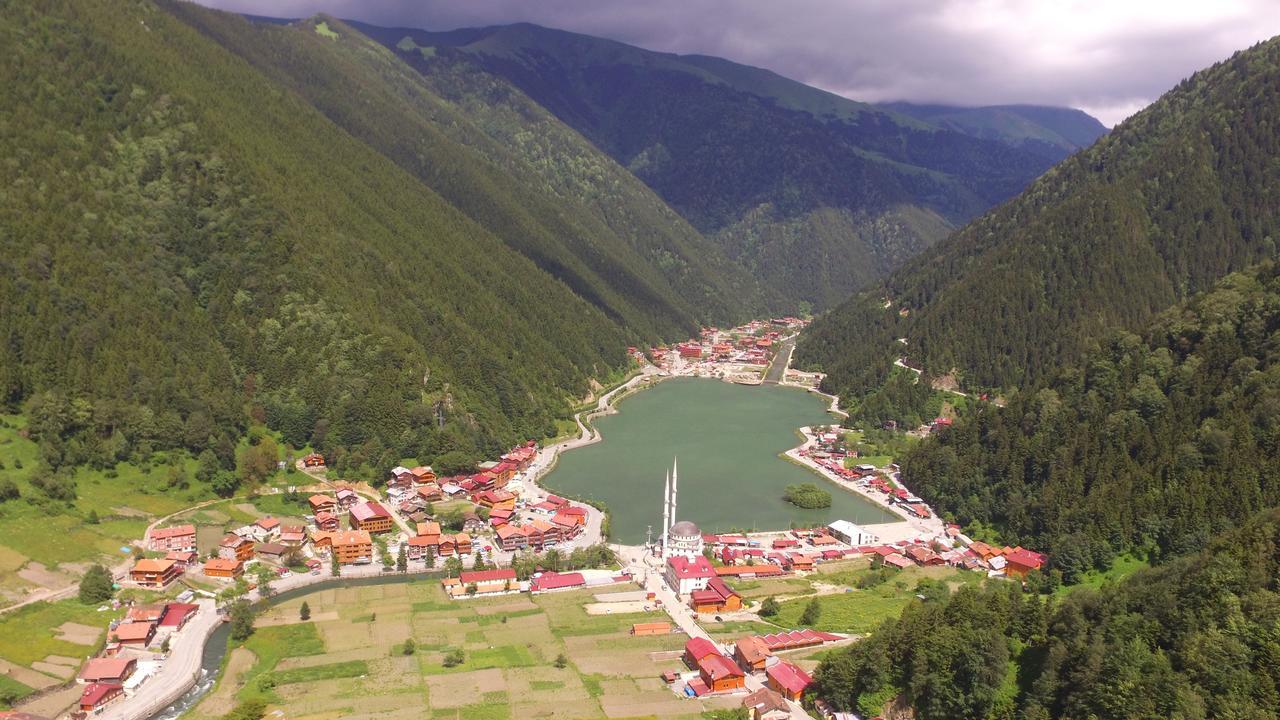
[95,599,222,720]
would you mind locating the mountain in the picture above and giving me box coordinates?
[354,21,1077,311]
[0,0,764,481]
[880,102,1108,161]
[798,36,1280,409]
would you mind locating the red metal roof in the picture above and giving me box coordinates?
[80,683,122,708]
[530,572,584,591]
[767,660,813,694]
[698,652,744,681]
[159,603,199,627]
[684,637,719,660]
[667,555,716,579]
[350,501,390,522]
[458,568,517,585]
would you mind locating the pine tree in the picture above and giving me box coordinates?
[396,544,407,573]
[299,601,311,621]
[78,564,114,604]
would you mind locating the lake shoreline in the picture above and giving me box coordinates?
[539,376,896,542]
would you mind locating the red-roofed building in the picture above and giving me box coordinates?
[733,636,772,672]
[698,652,745,693]
[690,577,743,614]
[714,564,785,578]
[79,683,124,713]
[302,452,325,468]
[218,534,255,562]
[308,494,336,514]
[684,637,720,667]
[164,550,198,568]
[665,555,716,596]
[766,661,813,700]
[159,603,199,629]
[754,629,842,652]
[129,558,180,588]
[148,524,196,552]
[110,621,155,647]
[314,510,339,531]
[1004,547,1047,578]
[529,571,585,593]
[78,658,135,684]
[349,502,393,533]
[458,569,517,586]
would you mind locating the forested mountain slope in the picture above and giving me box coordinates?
[815,506,1280,720]
[0,0,738,479]
[181,9,770,334]
[880,102,1108,162]
[355,21,1071,311]
[799,37,1280,403]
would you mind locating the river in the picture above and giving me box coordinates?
[544,378,896,543]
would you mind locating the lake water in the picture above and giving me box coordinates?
[543,378,896,543]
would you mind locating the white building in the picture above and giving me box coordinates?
[827,520,877,546]
[664,554,716,596]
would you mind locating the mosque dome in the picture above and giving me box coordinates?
[670,520,700,538]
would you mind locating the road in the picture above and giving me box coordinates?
[95,599,223,720]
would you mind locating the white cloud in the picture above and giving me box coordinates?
[195,0,1280,126]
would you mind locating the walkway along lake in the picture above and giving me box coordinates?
[543,378,896,544]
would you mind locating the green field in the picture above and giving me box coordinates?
[191,580,745,720]
[0,415,222,600]
[774,564,983,634]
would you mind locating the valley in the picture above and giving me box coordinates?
[1,2,1278,720]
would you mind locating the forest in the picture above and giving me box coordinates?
[815,506,1280,720]
[798,34,1280,409]
[0,0,770,490]
[899,263,1280,577]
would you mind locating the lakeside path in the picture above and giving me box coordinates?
[785,425,943,544]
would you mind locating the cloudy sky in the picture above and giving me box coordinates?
[197,0,1280,126]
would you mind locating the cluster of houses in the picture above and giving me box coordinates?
[635,318,808,372]
[673,631,835,713]
[134,513,319,589]
[801,430,934,520]
[73,599,202,714]
[439,567,623,599]
[692,521,1047,581]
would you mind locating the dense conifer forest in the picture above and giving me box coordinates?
[799,36,1280,409]
[0,0,758,482]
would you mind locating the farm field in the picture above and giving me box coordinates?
[190,580,744,720]
[773,563,983,635]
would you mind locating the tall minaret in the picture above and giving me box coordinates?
[661,470,671,555]
[670,457,678,529]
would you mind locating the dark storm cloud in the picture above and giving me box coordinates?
[197,0,1280,125]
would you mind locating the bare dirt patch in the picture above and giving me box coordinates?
[30,661,74,679]
[40,655,79,667]
[110,506,150,518]
[0,658,59,690]
[53,622,102,645]
[13,682,82,717]
[584,601,652,615]
[18,562,70,590]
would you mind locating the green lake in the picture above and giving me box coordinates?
[543,378,897,544]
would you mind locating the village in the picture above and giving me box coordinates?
[20,318,1047,720]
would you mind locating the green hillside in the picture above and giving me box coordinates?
[355,21,1065,311]
[798,36,1280,409]
[815,506,1280,720]
[0,0,742,485]
[178,10,770,335]
[881,102,1108,161]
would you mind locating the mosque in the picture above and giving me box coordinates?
[658,459,704,559]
